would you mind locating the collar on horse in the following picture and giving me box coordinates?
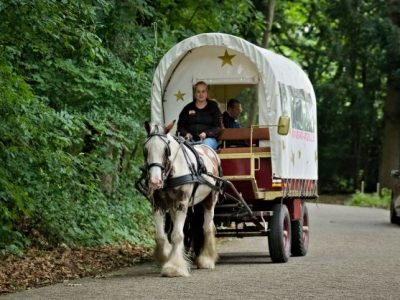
[136,133,222,204]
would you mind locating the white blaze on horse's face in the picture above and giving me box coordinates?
[146,138,165,190]
[144,121,176,191]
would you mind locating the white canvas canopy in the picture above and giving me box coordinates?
[151,33,318,180]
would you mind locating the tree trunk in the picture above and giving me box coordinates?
[379,0,400,189]
[379,81,400,188]
[262,0,276,49]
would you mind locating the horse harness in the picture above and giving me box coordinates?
[136,133,224,206]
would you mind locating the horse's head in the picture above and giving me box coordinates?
[143,121,176,190]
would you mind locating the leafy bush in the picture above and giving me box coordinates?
[0,0,155,254]
[347,188,392,209]
[0,0,264,255]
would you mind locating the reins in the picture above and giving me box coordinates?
[135,134,254,219]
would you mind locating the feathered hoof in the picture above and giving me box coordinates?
[196,255,216,269]
[161,263,190,277]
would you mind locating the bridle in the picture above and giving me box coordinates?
[143,133,172,178]
[143,132,199,186]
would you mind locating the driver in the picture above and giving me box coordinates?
[177,81,222,150]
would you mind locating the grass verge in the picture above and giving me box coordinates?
[346,188,391,209]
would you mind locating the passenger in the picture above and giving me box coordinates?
[222,98,242,128]
[222,98,247,147]
[177,81,222,150]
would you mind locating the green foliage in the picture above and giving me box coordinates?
[269,0,395,193]
[0,57,38,252]
[150,0,265,45]
[0,0,261,254]
[347,188,392,209]
[0,0,154,253]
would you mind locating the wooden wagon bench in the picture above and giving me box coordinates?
[217,127,270,153]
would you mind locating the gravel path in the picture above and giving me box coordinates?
[3,203,400,299]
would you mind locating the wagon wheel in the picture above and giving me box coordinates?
[291,203,309,256]
[268,203,291,263]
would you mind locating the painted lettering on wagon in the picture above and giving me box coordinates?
[291,129,315,142]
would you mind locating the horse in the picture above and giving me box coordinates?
[142,121,221,277]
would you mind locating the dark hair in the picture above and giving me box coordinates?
[227,98,240,109]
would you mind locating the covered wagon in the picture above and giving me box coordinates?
[150,33,318,262]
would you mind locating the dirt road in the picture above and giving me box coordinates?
[3,204,400,299]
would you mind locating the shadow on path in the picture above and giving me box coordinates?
[217,252,272,265]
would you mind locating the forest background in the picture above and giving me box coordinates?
[1,0,400,254]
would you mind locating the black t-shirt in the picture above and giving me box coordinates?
[222,111,241,128]
[177,100,222,141]
[222,111,248,147]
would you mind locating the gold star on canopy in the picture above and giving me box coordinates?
[174,90,185,101]
[218,50,235,67]
[291,150,295,166]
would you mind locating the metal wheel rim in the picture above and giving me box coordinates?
[283,214,290,252]
[302,209,309,246]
